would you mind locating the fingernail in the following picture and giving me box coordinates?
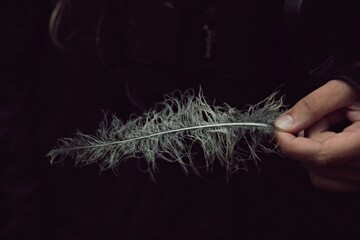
[275,114,294,130]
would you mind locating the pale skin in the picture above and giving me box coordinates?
[275,80,360,192]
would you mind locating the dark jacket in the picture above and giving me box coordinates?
[1,1,360,240]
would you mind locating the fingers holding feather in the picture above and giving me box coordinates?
[275,131,324,165]
[275,129,360,167]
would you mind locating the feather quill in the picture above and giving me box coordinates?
[47,89,285,176]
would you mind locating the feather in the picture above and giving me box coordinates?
[47,89,285,177]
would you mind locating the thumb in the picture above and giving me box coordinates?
[274,80,358,133]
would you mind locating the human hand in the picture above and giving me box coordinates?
[274,80,360,192]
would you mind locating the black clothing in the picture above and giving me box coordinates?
[1,1,360,240]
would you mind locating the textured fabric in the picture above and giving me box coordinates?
[2,1,360,239]
[310,55,360,91]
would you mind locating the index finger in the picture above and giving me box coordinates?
[275,130,360,167]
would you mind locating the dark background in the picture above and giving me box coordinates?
[1,0,360,239]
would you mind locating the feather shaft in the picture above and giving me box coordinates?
[59,122,270,151]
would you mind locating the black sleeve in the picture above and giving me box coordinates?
[310,55,360,91]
